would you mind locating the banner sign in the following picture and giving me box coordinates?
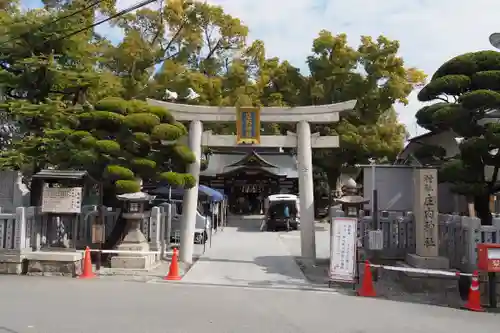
[236,107,261,144]
[329,217,358,283]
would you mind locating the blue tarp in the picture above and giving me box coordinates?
[150,184,224,202]
[199,185,224,202]
[214,188,225,196]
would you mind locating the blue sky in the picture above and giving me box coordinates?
[21,0,500,137]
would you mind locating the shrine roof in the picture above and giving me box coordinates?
[33,169,88,180]
[201,151,298,178]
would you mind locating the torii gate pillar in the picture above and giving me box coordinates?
[147,99,356,264]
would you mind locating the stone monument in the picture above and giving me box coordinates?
[0,170,29,212]
[406,168,449,269]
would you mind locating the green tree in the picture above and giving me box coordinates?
[0,1,424,215]
[415,50,500,225]
[0,1,124,203]
[148,29,421,198]
[105,0,248,100]
[0,97,195,197]
[270,32,424,190]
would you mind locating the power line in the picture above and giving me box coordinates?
[0,0,107,47]
[56,0,160,41]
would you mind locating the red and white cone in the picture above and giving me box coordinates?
[463,271,484,312]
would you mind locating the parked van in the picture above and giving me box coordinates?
[263,194,300,231]
[159,199,211,244]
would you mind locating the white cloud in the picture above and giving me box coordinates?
[23,0,500,137]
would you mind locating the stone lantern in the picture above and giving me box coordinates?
[111,192,157,269]
[334,178,369,218]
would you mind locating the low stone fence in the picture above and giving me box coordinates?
[337,211,500,272]
[0,207,27,251]
[438,214,500,271]
[0,205,176,275]
[0,205,172,253]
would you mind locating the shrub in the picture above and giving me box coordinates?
[151,124,183,142]
[105,165,135,180]
[115,180,141,194]
[95,140,121,154]
[159,171,185,187]
[123,113,160,132]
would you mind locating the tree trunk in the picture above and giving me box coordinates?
[326,168,342,207]
[29,163,43,207]
[474,193,492,226]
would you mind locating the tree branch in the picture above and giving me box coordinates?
[488,166,499,193]
[158,22,185,62]
[205,39,221,61]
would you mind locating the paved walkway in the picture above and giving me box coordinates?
[182,215,311,289]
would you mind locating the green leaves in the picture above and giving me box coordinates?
[123,113,160,132]
[115,180,141,194]
[151,124,183,142]
[418,75,471,101]
[0,1,422,196]
[472,71,500,91]
[0,94,195,195]
[105,165,135,181]
[416,50,500,201]
[459,90,500,110]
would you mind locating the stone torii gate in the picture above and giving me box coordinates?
[147,99,357,264]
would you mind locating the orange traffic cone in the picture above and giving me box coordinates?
[357,260,376,297]
[463,271,484,312]
[79,247,96,279]
[164,248,181,281]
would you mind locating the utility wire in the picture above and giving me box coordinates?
[0,0,107,47]
[55,0,160,41]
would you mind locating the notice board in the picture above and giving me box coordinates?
[329,217,358,283]
[41,187,83,214]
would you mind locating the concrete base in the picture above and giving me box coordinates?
[394,261,457,294]
[399,254,452,293]
[406,253,450,270]
[0,251,26,274]
[0,250,84,277]
[110,241,157,270]
[26,251,83,277]
[110,254,156,269]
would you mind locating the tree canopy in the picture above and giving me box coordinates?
[0,0,424,203]
[415,50,500,225]
[0,1,195,205]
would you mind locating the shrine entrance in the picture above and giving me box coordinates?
[147,98,356,263]
[200,150,298,215]
[223,168,280,215]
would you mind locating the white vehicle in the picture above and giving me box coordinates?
[160,199,211,244]
[263,194,300,231]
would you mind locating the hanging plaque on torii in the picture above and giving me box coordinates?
[236,107,261,144]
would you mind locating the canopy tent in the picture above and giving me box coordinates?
[149,184,224,202]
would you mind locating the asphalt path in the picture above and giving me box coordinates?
[0,275,498,333]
